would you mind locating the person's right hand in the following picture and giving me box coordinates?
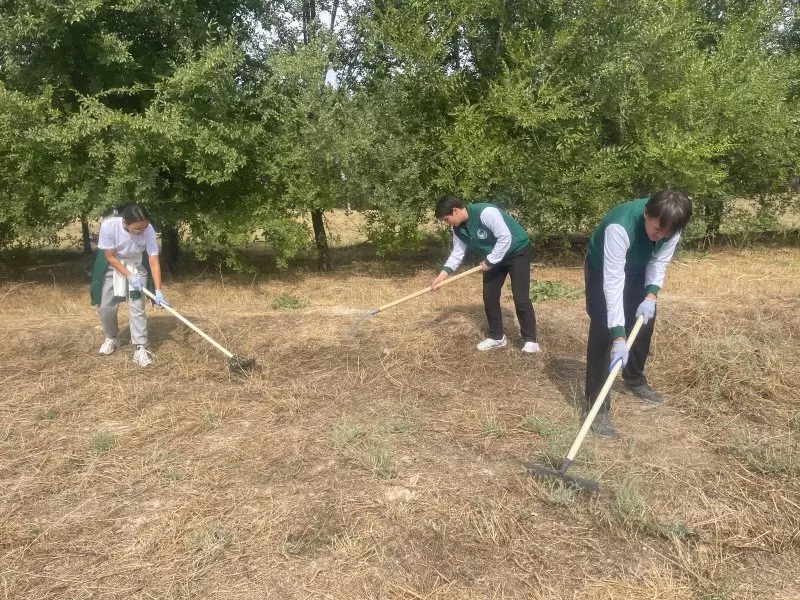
[431,271,449,292]
[609,339,629,371]
[127,273,143,292]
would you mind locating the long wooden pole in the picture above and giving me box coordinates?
[560,315,645,470]
[140,288,235,360]
[370,265,483,315]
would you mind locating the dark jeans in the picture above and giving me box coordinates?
[482,245,537,342]
[583,262,655,414]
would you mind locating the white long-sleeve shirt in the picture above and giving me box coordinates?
[603,224,681,331]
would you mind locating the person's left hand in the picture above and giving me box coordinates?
[635,297,657,325]
[154,289,171,308]
[480,261,491,272]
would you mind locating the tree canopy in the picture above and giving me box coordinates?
[1,0,798,264]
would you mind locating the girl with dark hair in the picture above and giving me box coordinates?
[89,204,169,367]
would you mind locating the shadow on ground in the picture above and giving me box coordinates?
[545,356,585,409]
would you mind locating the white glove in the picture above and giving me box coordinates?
[154,289,170,307]
[127,273,143,292]
[609,340,629,371]
[635,297,657,325]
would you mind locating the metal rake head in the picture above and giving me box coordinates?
[348,308,380,335]
[229,355,256,375]
[524,462,600,495]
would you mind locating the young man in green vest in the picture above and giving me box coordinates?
[583,190,692,437]
[431,194,540,353]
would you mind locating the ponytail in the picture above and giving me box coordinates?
[120,204,151,224]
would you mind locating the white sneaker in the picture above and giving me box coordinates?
[98,337,119,356]
[477,336,507,351]
[522,342,541,354]
[132,345,154,367]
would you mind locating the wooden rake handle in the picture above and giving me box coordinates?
[141,287,235,360]
[563,315,645,466]
[373,265,483,314]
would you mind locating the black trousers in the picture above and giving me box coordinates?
[583,262,655,414]
[482,245,538,342]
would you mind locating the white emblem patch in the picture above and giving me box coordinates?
[476,228,488,240]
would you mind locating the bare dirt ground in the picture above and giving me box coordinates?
[1,244,799,599]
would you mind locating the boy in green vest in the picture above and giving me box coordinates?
[583,190,692,437]
[432,194,540,353]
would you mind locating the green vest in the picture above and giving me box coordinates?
[587,198,674,275]
[89,251,154,306]
[453,203,530,259]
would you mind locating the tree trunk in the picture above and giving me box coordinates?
[81,217,92,253]
[703,199,724,239]
[451,29,461,71]
[303,1,334,272]
[330,0,339,31]
[492,0,506,78]
[302,0,311,43]
[311,209,331,271]
[161,225,180,275]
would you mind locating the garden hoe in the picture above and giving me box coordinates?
[524,315,645,494]
[349,264,483,333]
[141,288,256,375]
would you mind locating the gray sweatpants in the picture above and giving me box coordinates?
[98,269,148,346]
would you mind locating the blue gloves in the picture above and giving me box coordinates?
[127,273,143,292]
[154,290,171,307]
[609,340,629,372]
[635,297,657,325]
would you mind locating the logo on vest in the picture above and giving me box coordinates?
[476,228,488,240]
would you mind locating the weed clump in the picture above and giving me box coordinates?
[91,430,116,453]
[482,405,505,438]
[729,432,800,477]
[530,280,583,302]
[331,421,398,480]
[612,474,695,541]
[272,293,310,310]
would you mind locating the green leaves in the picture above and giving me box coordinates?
[0,0,798,258]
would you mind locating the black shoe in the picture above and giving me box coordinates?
[624,382,664,404]
[590,413,617,438]
[581,410,617,438]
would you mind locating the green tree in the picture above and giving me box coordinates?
[2,0,798,263]
[0,0,309,267]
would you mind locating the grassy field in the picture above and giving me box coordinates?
[1,241,799,599]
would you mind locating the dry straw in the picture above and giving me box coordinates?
[0,245,799,598]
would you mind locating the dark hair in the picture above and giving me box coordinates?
[435,194,465,218]
[645,190,692,234]
[121,204,151,224]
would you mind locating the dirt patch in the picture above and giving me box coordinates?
[1,247,799,598]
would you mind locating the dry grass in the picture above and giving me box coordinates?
[1,245,800,599]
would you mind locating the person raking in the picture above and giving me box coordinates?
[582,190,692,437]
[89,204,170,367]
[432,194,540,353]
